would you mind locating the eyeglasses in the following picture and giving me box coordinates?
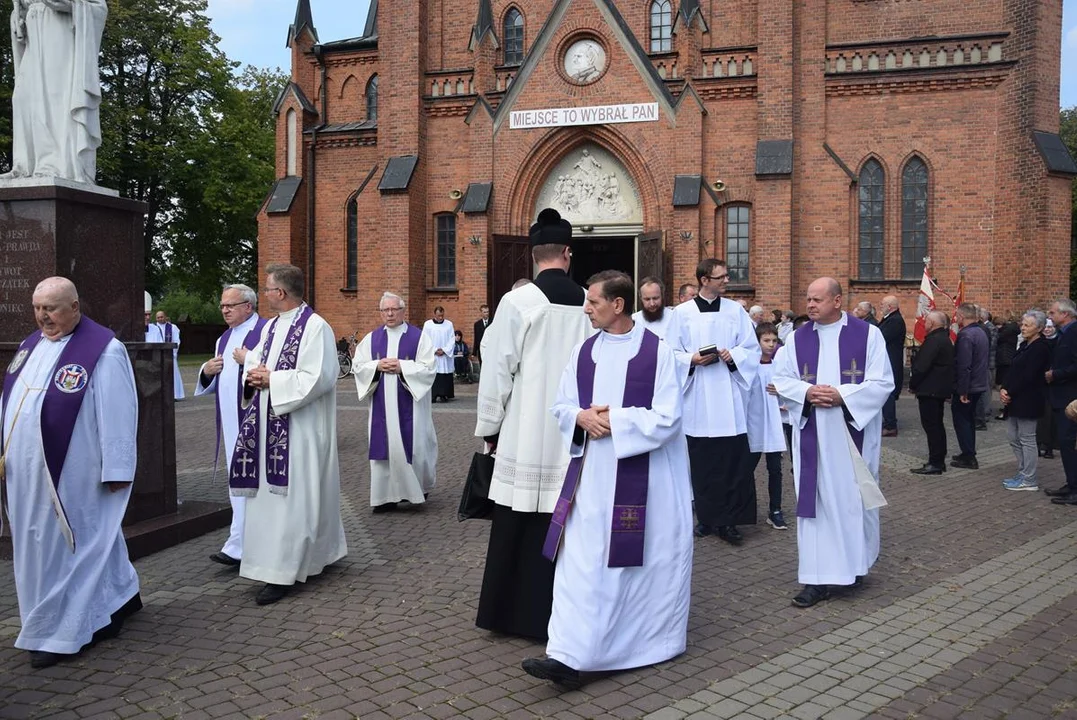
[263,286,284,296]
[219,301,251,310]
[380,307,403,313]
[706,274,729,282]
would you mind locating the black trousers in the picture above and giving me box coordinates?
[750,451,784,512]
[686,434,757,527]
[918,396,947,466]
[475,505,553,640]
[1054,408,1077,492]
[951,391,982,457]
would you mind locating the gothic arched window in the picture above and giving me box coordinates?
[650,0,672,53]
[858,159,885,280]
[366,74,378,123]
[503,8,524,65]
[901,156,929,279]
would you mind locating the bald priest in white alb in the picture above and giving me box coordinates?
[2,277,141,670]
[773,277,893,609]
[521,270,693,690]
[354,292,438,512]
[232,264,347,606]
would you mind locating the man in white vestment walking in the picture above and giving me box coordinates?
[773,278,893,608]
[194,283,265,566]
[354,292,438,512]
[522,271,693,689]
[672,258,760,545]
[631,276,678,342]
[155,310,185,400]
[2,277,141,669]
[144,310,163,342]
[232,264,347,605]
[475,208,594,640]
[423,306,455,403]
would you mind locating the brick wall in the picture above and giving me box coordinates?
[257,0,1072,338]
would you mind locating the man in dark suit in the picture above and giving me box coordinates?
[910,311,955,474]
[1044,299,1077,504]
[951,303,990,469]
[877,295,905,437]
[473,304,490,363]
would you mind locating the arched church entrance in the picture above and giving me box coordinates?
[532,143,659,305]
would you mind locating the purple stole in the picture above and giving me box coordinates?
[543,329,660,568]
[229,305,314,497]
[161,324,173,344]
[1,317,116,552]
[368,324,422,464]
[793,316,869,519]
[212,316,268,470]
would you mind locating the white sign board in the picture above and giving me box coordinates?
[509,102,659,130]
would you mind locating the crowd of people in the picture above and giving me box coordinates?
[4,210,1075,687]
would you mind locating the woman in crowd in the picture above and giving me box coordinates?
[999,310,1052,491]
[994,313,1020,419]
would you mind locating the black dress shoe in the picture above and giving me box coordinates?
[255,583,291,605]
[372,502,399,514]
[1043,450,1056,459]
[1044,486,1075,498]
[792,584,830,608]
[521,657,582,690]
[910,463,946,475]
[28,651,63,669]
[975,422,988,431]
[209,551,240,566]
[951,456,979,470]
[717,526,743,546]
[1050,493,1077,506]
[693,523,714,538]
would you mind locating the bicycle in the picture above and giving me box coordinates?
[337,331,359,379]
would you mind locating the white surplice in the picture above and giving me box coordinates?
[672,297,759,437]
[772,313,894,586]
[194,313,261,559]
[144,324,163,343]
[746,361,787,453]
[547,323,693,671]
[422,319,456,375]
[3,335,139,654]
[476,283,595,512]
[353,324,438,505]
[630,309,679,342]
[156,322,184,400]
[239,305,347,585]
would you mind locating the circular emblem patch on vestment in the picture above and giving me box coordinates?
[53,364,89,394]
[7,348,29,375]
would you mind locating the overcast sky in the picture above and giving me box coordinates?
[207,0,1076,107]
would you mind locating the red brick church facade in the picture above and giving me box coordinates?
[258,0,1075,337]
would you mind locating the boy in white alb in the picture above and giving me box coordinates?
[746,323,788,530]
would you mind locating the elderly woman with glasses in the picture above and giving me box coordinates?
[999,309,1052,491]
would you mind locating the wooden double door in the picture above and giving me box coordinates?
[490,231,663,312]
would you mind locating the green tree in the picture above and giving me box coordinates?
[165,65,284,299]
[1062,107,1077,296]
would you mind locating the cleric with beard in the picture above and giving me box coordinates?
[631,277,679,342]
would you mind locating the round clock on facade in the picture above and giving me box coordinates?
[563,38,606,84]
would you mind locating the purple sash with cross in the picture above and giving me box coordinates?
[369,324,422,464]
[211,316,267,472]
[162,323,173,344]
[793,316,868,519]
[542,328,660,568]
[229,305,314,497]
[2,317,116,551]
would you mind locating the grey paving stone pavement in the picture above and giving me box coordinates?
[1,377,1075,719]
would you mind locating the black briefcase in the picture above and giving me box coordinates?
[458,452,495,521]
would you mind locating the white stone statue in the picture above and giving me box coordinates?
[5,0,108,184]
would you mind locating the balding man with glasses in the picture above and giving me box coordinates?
[195,283,266,567]
[353,292,439,513]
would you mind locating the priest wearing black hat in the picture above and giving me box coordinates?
[474,208,596,639]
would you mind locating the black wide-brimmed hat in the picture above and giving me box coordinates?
[529,208,573,247]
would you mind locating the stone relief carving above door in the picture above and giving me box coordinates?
[534,143,642,224]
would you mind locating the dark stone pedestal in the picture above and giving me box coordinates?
[0,180,146,342]
[1,308,229,560]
